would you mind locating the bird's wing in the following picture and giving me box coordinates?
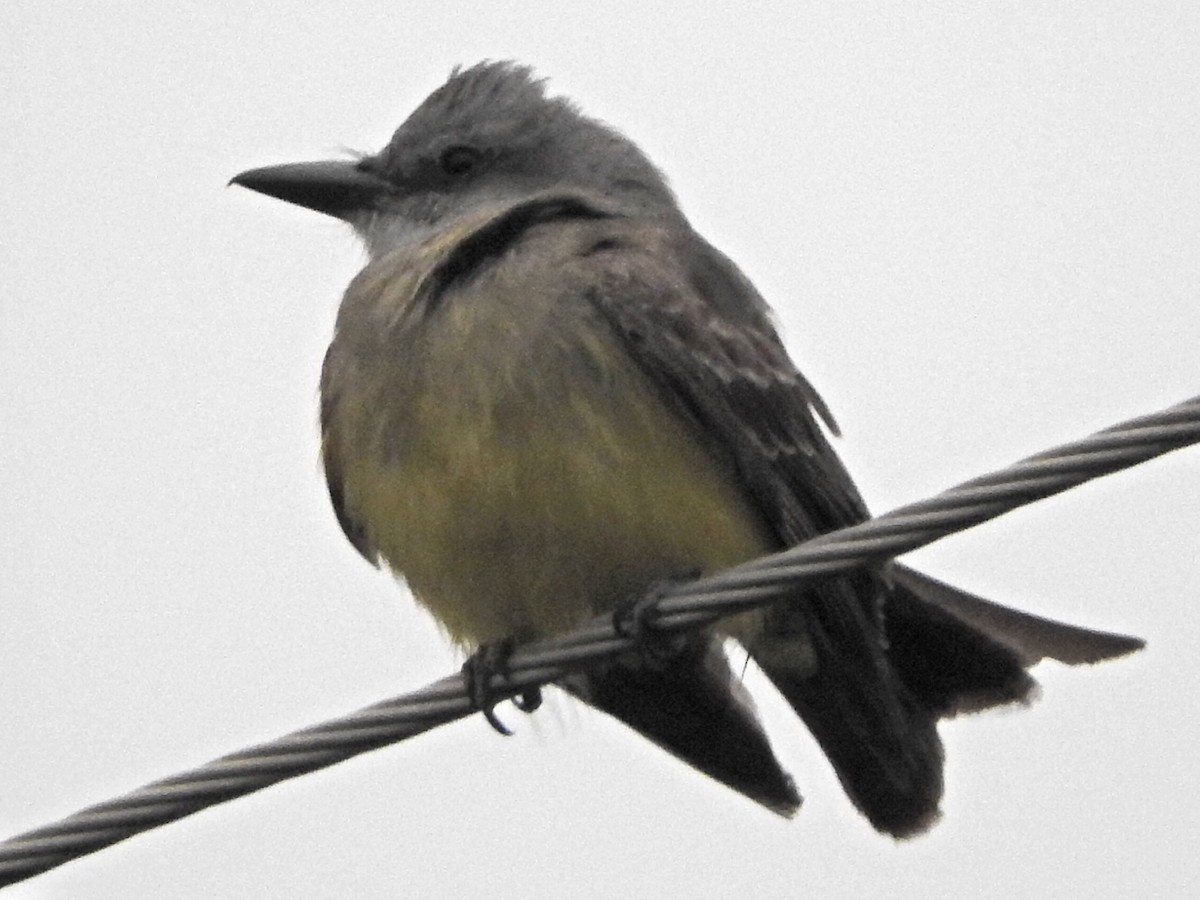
[580,220,879,614]
[581,218,961,836]
[587,224,871,546]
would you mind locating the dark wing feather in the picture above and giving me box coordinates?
[582,222,879,624]
[586,225,870,545]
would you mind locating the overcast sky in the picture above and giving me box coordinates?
[3,3,1198,898]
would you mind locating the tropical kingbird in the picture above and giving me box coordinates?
[232,61,1142,836]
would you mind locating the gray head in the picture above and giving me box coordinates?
[232,62,682,258]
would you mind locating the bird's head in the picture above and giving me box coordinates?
[232,61,681,259]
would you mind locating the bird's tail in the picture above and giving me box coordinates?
[559,633,802,817]
[750,566,1143,837]
[560,568,1142,833]
[748,581,958,838]
[885,564,1145,670]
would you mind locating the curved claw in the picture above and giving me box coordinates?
[513,687,543,713]
[462,638,541,734]
[480,703,514,736]
[462,650,515,736]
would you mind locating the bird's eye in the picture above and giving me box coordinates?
[438,145,483,177]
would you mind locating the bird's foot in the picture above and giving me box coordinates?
[611,572,698,669]
[461,638,542,736]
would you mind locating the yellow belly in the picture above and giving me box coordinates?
[333,299,774,648]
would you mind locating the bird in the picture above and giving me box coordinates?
[232,61,1143,837]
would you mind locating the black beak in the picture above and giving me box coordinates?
[230,160,391,219]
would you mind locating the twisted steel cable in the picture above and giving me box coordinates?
[2,394,1197,888]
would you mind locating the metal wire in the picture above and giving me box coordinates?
[2,394,1197,888]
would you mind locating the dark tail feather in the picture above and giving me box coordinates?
[756,567,1144,837]
[887,564,1145,667]
[755,594,1035,835]
[558,568,1142,833]
[882,575,1038,718]
[560,634,801,817]
[754,625,946,838]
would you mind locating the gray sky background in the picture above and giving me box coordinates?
[3,3,1198,898]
